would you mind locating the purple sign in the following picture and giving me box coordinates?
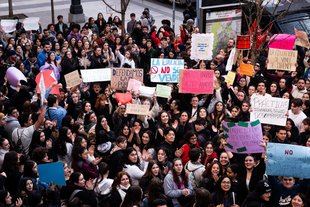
[223,120,264,154]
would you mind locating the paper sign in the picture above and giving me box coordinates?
[23,17,40,31]
[179,69,214,94]
[80,68,111,83]
[111,68,143,90]
[38,162,66,186]
[127,79,143,93]
[139,86,155,97]
[236,35,250,49]
[223,120,264,154]
[226,48,236,71]
[266,143,310,178]
[269,34,296,50]
[65,70,81,88]
[126,104,149,115]
[156,84,172,98]
[295,28,310,49]
[250,96,289,126]
[239,62,254,77]
[150,58,184,83]
[115,92,132,105]
[225,71,236,85]
[267,48,298,71]
[0,19,17,33]
[190,33,214,60]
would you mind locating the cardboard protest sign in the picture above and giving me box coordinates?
[190,33,214,60]
[156,84,172,98]
[65,70,81,88]
[239,62,254,77]
[150,58,184,83]
[127,79,143,93]
[23,17,40,31]
[179,69,214,94]
[236,35,250,49]
[126,104,149,115]
[225,71,236,85]
[266,143,310,178]
[223,120,264,154]
[139,86,155,97]
[38,162,66,186]
[0,19,17,33]
[295,28,310,49]
[250,96,289,126]
[115,92,132,105]
[267,48,298,71]
[226,48,237,71]
[269,34,296,50]
[111,68,143,90]
[80,68,111,83]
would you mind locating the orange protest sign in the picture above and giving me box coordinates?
[239,63,254,77]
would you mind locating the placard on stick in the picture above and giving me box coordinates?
[239,62,254,77]
[236,35,250,49]
[65,70,81,88]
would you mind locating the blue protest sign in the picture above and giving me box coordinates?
[38,162,66,186]
[266,143,310,178]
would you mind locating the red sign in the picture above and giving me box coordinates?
[236,35,251,49]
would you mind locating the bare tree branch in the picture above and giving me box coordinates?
[102,0,121,14]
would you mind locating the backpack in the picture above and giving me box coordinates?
[185,163,204,188]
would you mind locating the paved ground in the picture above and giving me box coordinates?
[0,0,184,33]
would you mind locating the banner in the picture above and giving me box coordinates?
[266,143,310,178]
[239,62,254,77]
[126,104,149,115]
[250,96,289,126]
[65,70,81,88]
[269,34,296,50]
[179,69,214,94]
[267,48,298,71]
[127,79,143,93]
[150,58,184,83]
[0,19,17,33]
[156,84,172,98]
[226,48,237,71]
[225,71,236,85]
[236,35,250,49]
[139,86,156,97]
[23,17,40,31]
[111,68,143,90]
[80,68,111,83]
[190,33,214,60]
[223,120,264,153]
[38,162,66,186]
[205,9,242,55]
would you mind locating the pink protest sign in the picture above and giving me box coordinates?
[223,120,264,154]
[269,34,296,50]
[127,79,143,93]
[179,69,214,94]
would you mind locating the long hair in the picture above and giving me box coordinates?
[56,127,72,156]
[202,161,223,179]
[121,186,142,207]
[172,158,188,189]
[123,147,140,166]
[142,160,162,179]
[1,151,19,172]
[111,171,132,190]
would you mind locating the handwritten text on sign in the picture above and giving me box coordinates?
[179,69,214,94]
[125,104,149,115]
[223,120,264,154]
[267,48,298,71]
[250,96,289,126]
[266,143,310,178]
[111,68,143,90]
[150,58,184,83]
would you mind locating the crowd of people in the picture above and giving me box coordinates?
[0,4,309,207]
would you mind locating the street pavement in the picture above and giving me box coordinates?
[0,0,184,33]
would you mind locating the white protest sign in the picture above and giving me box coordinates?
[156,84,172,98]
[80,68,111,83]
[126,104,149,115]
[250,96,289,126]
[226,48,236,71]
[139,86,156,97]
[190,33,214,60]
[0,19,17,33]
[23,17,40,31]
[150,58,184,83]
